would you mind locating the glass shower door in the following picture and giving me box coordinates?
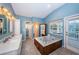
[69,20,79,41]
[65,16,79,54]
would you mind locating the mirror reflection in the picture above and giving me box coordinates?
[0,18,3,34]
[48,20,63,39]
[68,20,79,40]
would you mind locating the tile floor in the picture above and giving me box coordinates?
[21,38,78,55]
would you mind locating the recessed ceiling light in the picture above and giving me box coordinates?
[47,4,51,8]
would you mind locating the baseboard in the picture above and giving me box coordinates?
[67,45,79,54]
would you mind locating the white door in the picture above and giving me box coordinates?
[64,15,79,54]
[10,21,13,33]
[14,20,20,35]
[27,23,32,38]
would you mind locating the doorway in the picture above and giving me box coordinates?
[64,15,79,54]
[25,21,33,39]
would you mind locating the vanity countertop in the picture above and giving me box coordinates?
[0,34,22,54]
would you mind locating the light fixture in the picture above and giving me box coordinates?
[7,12,11,16]
[12,16,15,20]
[3,7,8,12]
[34,23,38,29]
[47,4,51,8]
[0,6,16,21]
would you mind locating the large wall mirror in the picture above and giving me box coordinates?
[49,20,63,34]
[48,20,63,39]
[0,15,11,35]
[0,18,3,34]
[0,15,8,35]
[40,24,47,36]
[0,6,15,40]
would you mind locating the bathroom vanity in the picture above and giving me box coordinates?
[0,34,22,55]
[34,36,62,55]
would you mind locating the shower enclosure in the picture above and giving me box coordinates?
[64,15,79,54]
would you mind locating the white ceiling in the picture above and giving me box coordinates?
[11,3,64,18]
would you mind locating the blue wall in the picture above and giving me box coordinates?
[0,3,79,48]
[16,15,44,39]
[45,3,79,22]
[16,3,79,40]
[45,3,79,47]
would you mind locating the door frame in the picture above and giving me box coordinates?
[64,14,79,54]
[25,20,33,39]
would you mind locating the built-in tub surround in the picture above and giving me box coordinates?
[34,36,62,54]
[35,36,62,47]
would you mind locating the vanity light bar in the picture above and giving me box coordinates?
[0,6,16,21]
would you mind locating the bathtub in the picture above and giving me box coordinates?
[35,36,62,47]
[34,36,62,55]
